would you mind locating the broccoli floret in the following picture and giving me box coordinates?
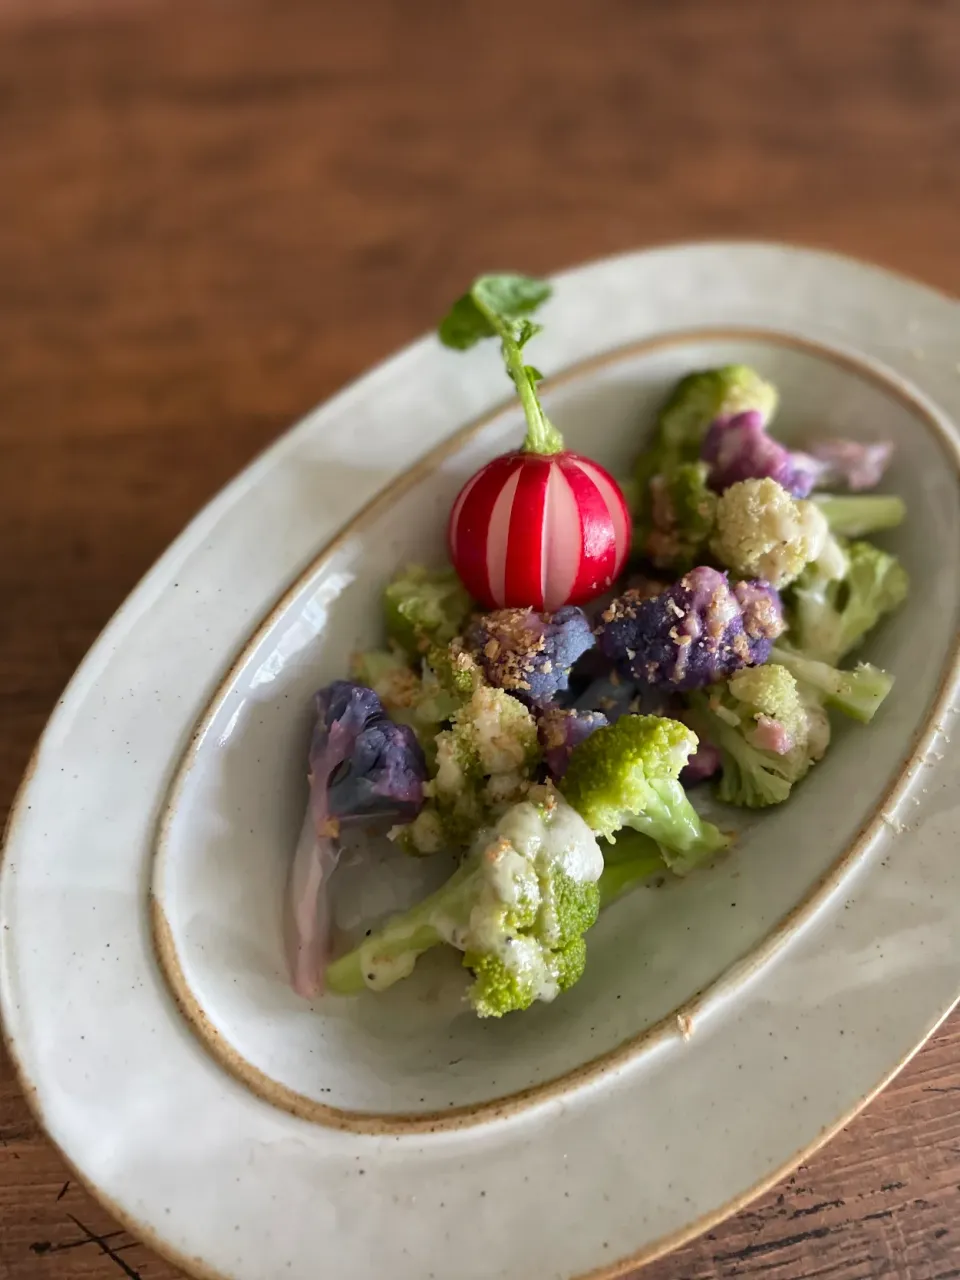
[560,714,729,873]
[351,643,481,750]
[350,649,423,719]
[812,494,906,538]
[596,567,785,690]
[788,539,908,664]
[644,462,719,571]
[655,365,779,469]
[326,792,604,1017]
[393,683,541,854]
[416,641,483,725]
[538,707,609,780]
[384,564,473,657]
[640,368,783,542]
[770,645,894,724]
[686,666,830,809]
[711,477,829,588]
[727,665,809,750]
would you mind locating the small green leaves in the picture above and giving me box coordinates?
[437,272,562,456]
[438,294,496,350]
[472,273,551,322]
[437,274,551,351]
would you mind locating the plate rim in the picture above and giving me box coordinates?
[150,323,960,1136]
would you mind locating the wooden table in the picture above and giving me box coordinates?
[2,2,959,1276]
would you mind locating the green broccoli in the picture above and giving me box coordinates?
[632,366,776,554]
[812,494,906,539]
[644,461,719,571]
[384,564,473,658]
[351,642,483,759]
[686,664,830,809]
[787,538,908,664]
[711,477,829,588]
[653,365,779,472]
[560,715,729,874]
[326,791,604,1017]
[393,682,541,855]
[350,649,423,720]
[597,828,666,905]
[770,645,894,725]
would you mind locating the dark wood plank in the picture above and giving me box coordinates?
[1,1,959,1277]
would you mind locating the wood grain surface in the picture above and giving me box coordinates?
[2,2,960,1277]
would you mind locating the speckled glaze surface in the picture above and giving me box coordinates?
[2,244,960,1280]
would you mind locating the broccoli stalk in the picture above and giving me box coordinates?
[813,494,906,538]
[597,829,665,905]
[770,645,894,724]
[560,715,729,874]
[326,793,603,1017]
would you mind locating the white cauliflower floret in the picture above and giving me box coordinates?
[711,477,828,588]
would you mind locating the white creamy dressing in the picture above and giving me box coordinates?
[494,797,604,885]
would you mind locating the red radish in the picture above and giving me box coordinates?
[448,449,630,610]
[439,273,633,611]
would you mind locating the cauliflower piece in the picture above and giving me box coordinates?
[802,439,894,492]
[711,477,829,588]
[656,365,779,468]
[701,410,816,498]
[537,707,609,780]
[596,566,785,691]
[465,605,595,706]
[770,645,895,725]
[812,494,906,538]
[287,681,427,998]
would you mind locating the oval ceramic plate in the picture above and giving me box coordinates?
[2,243,960,1280]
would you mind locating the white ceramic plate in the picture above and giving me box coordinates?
[2,243,960,1280]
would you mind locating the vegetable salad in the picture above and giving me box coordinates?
[286,274,908,1018]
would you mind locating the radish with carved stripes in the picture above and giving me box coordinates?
[439,274,632,610]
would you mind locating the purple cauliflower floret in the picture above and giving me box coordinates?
[702,413,893,499]
[731,578,786,654]
[466,605,595,706]
[286,681,427,1000]
[318,682,427,823]
[680,739,723,786]
[702,410,815,498]
[799,438,894,492]
[537,707,609,779]
[595,566,785,691]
